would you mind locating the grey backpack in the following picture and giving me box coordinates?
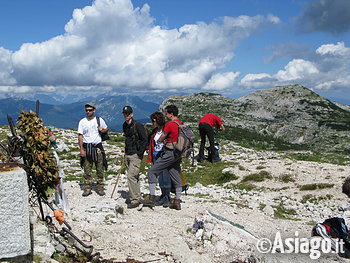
[171,121,196,159]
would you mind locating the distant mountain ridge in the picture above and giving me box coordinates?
[0,95,160,132]
[161,85,350,154]
[4,91,174,106]
[2,85,349,154]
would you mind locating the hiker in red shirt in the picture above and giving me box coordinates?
[142,105,183,210]
[195,114,225,163]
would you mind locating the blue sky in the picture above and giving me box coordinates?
[0,0,350,104]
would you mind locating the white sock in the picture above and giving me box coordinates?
[175,187,182,199]
[149,183,156,196]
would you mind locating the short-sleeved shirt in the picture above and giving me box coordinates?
[164,119,183,143]
[198,114,223,127]
[78,117,107,145]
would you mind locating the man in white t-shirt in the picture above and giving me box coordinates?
[78,103,109,196]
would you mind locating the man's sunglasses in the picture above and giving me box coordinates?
[85,108,94,112]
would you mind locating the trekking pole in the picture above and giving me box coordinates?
[110,156,125,198]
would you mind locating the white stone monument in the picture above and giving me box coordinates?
[0,165,31,259]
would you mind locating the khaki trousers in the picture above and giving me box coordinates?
[125,154,142,202]
[83,148,104,186]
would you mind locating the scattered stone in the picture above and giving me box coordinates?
[263,205,274,216]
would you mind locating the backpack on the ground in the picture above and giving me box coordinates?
[207,142,221,163]
[312,217,350,258]
[96,117,110,141]
[171,121,196,160]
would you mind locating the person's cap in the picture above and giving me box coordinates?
[85,102,96,109]
[122,106,133,114]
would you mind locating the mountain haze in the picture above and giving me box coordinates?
[0,96,160,131]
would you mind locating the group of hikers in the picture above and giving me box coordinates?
[77,102,225,210]
[59,102,350,257]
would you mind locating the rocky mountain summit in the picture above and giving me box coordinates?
[162,85,350,154]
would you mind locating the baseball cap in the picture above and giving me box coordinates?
[122,106,133,114]
[85,102,96,109]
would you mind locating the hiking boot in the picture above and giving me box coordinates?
[82,187,92,197]
[169,198,181,210]
[96,184,105,196]
[156,195,170,207]
[127,200,140,209]
[141,195,156,207]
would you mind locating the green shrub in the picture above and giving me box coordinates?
[231,182,256,191]
[184,161,238,186]
[299,183,334,191]
[191,193,210,198]
[241,171,272,183]
[273,203,298,220]
[301,194,333,204]
[299,184,317,191]
[279,174,295,183]
[221,126,308,151]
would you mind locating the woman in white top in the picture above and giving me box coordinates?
[146,111,171,207]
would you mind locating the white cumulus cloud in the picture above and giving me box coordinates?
[203,72,240,91]
[0,47,16,85]
[0,0,278,96]
[316,41,350,56]
[240,73,275,88]
[275,59,319,81]
[239,41,350,100]
[267,14,281,24]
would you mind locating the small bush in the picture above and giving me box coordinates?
[317,183,335,189]
[184,162,238,186]
[191,193,210,198]
[259,203,266,210]
[299,184,317,191]
[232,182,256,191]
[299,183,334,191]
[279,174,295,183]
[241,171,272,183]
[238,165,246,171]
[273,204,298,220]
[301,194,333,204]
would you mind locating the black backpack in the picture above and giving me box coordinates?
[96,117,110,141]
[323,217,349,241]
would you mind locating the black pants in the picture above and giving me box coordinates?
[198,122,215,159]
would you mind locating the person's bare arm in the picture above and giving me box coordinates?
[157,131,168,142]
[78,134,86,157]
[98,126,110,133]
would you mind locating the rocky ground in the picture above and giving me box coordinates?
[2,126,350,263]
